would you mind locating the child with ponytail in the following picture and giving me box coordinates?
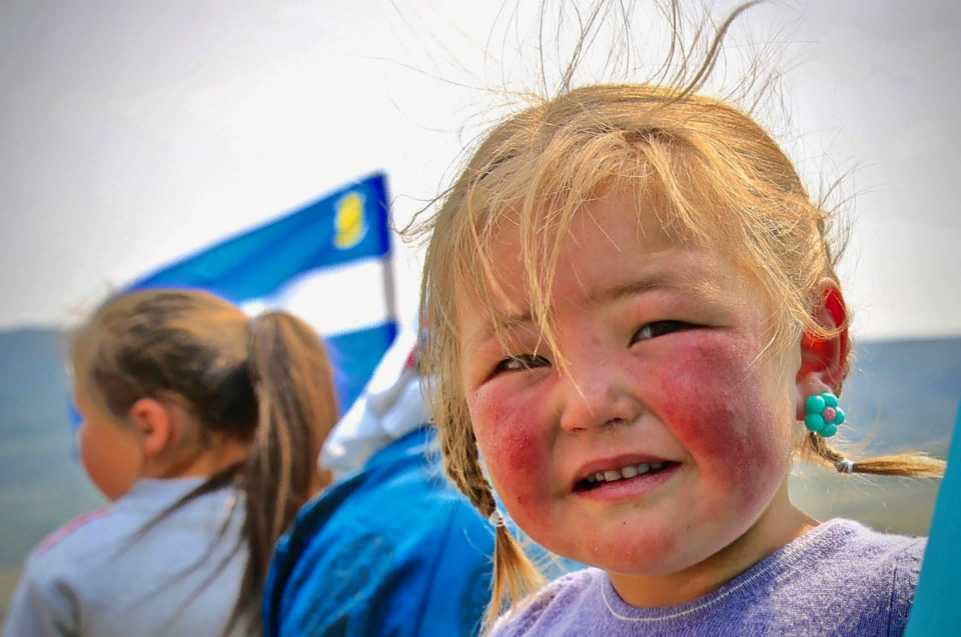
[2,288,339,637]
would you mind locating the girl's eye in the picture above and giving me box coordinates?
[494,354,551,373]
[632,320,694,343]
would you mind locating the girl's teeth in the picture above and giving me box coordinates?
[584,461,670,487]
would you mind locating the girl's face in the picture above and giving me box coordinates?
[459,191,798,576]
[75,388,143,501]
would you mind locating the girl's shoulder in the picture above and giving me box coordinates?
[32,506,115,557]
[23,478,224,585]
[755,518,925,636]
[4,506,119,636]
[818,517,925,579]
[491,568,605,637]
[18,502,141,607]
[27,505,118,574]
[827,518,926,615]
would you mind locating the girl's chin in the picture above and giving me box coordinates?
[577,548,695,577]
[539,534,664,572]
[510,496,736,573]
[569,518,767,585]
[550,518,722,576]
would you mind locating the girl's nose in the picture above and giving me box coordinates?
[556,356,641,434]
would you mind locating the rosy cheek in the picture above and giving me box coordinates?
[652,335,787,511]
[469,382,552,512]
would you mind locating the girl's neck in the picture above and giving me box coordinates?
[144,440,330,497]
[607,480,817,608]
[145,438,252,481]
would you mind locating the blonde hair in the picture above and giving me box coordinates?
[404,1,945,630]
[70,288,339,635]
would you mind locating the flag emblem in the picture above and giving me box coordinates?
[333,191,368,249]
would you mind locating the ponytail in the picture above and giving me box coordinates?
[229,311,339,633]
[805,433,945,478]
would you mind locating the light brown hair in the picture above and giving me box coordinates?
[70,288,339,635]
[404,1,945,630]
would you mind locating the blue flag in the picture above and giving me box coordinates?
[78,172,397,422]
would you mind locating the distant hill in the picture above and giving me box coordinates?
[0,328,958,616]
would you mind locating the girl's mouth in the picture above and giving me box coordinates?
[573,460,680,493]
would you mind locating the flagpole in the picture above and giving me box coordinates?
[382,252,398,325]
[378,175,399,332]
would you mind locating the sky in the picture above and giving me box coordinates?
[1,0,959,340]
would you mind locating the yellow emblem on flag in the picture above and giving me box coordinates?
[333,191,368,249]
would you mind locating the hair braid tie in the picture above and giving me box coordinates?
[834,458,854,474]
[488,509,507,527]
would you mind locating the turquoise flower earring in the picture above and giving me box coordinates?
[804,391,845,437]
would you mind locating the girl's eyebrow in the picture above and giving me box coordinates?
[587,255,722,306]
[587,270,685,306]
[465,255,722,349]
[465,311,535,351]
[466,275,691,350]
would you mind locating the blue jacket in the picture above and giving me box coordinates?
[263,428,496,637]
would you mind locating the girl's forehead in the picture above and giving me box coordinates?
[466,191,713,289]
[453,195,755,340]
[513,189,695,257]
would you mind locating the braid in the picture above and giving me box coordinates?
[439,413,544,634]
[438,411,496,514]
[805,432,945,478]
[461,430,499,516]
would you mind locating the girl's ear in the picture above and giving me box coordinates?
[127,398,174,459]
[795,279,849,420]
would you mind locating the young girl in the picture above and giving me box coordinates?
[408,4,946,636]
[2,288,338,637]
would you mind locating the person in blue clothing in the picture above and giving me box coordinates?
[264,327,566,637]
[264,429,495,636]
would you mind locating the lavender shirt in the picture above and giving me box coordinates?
[493,519,924,637]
